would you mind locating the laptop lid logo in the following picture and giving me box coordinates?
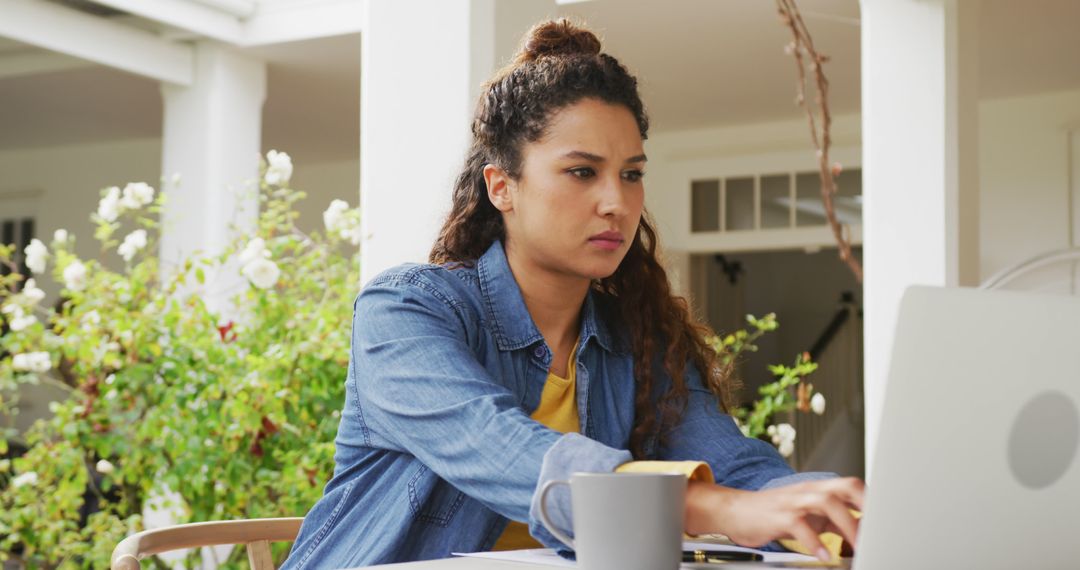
[1007,390,1079,489]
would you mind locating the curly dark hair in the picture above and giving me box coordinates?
[429,19,737,459]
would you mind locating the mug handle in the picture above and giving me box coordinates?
[537,479,575,550]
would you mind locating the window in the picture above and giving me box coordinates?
[690,168,862,233]
[0,190,40,287]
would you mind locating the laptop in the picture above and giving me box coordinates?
[850,286,1080,569]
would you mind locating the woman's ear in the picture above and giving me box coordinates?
[483,164,514,213]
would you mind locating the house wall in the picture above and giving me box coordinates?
[646,87,1080,295]
[979,88,1080,282]
[0,139,159,299]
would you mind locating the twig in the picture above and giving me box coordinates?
[776,0,863,283]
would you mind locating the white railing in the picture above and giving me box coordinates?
[787,300,865,477]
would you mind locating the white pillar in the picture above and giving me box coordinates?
[160,42,266,312]
[860,0,980,482]
[359,0,554,284]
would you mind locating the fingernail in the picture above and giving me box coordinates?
[816,547,831,563]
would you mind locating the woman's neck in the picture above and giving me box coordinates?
[504,244,589,354]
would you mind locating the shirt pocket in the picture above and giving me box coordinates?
[406,463,467,527]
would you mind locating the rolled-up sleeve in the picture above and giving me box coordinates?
[654,363,836,490]
[351,272,630,548]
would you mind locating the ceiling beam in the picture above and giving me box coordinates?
[244,0,365,46]
[82,0,362,47]
[0,50,96,79]
[0,0,193,85]
[189,0,256,19]
[85,0,245,44]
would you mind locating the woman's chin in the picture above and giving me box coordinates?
[579,261,622,282]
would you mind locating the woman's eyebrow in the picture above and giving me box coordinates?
[560,150,648,164]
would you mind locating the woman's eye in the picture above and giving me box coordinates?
[622,169,645,183]
[568,167,595,180]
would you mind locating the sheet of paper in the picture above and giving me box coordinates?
[453,542,819,568]
[452,548,575,568]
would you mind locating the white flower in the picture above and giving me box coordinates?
[97,186,122,222]
[29,352,51,372]
[238,237,270,266]
[120,182,155,210]
[63,261,88,292]
[11,471,38,488]
[95,460,115,475]
[323,199,349,232]
[11,316,37,331]
[810,392,826,416]
[768,423,796,457]
[53,229,68,244]
[769,423,797,452]
[242,258,280,290]
[8,306,37,332]
[24,239,47,274]
[264,150,293,186]
[117,229,148,262]
[22,279,45,305]
[323,199,360,244]
[82,309,101,328]
[116,242,135,262]
[11,352,50,373]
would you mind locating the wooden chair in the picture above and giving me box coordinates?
[110,518,304,570]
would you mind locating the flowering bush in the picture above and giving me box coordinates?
[710,313,826,458]
[0,151,359,568]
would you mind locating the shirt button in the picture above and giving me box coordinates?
[533,346,545,358]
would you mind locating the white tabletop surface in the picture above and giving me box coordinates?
[349,556,856,569]
[359,557,542,569]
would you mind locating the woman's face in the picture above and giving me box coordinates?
[486,98,646,283]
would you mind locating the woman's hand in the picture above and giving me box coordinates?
[685,477,865,562]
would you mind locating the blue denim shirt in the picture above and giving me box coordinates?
[282,241,832,569]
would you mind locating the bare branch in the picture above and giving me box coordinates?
[776,0,863,283]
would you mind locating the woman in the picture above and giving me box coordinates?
[284,19,863,569]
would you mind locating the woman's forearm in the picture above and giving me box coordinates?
[684,480,744,536]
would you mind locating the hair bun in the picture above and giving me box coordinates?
[519,19,601,62]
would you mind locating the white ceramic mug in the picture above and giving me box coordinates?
[537,472,686,570]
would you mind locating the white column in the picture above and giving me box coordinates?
[160,42,266,312]
[359,0,554,284]
[860,0,980,482]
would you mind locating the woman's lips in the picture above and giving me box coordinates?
[588,231,624,251]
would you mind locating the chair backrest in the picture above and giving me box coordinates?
[980,247,1080,294]
[110,517,304,570]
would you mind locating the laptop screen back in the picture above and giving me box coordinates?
[855,286,1080,570]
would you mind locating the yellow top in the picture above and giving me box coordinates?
[491,344,581,550]
[488,342,850,562]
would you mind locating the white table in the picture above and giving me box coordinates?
[352,556,855,569]
[363,558,541,569]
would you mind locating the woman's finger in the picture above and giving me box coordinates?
[829,477,866,511]
[788,518,831,563]
[819,496,859,546]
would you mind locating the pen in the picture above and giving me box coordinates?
[682,549,765,563]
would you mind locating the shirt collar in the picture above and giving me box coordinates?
[476,240,623,354]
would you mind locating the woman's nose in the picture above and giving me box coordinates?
[597,176,627,218]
